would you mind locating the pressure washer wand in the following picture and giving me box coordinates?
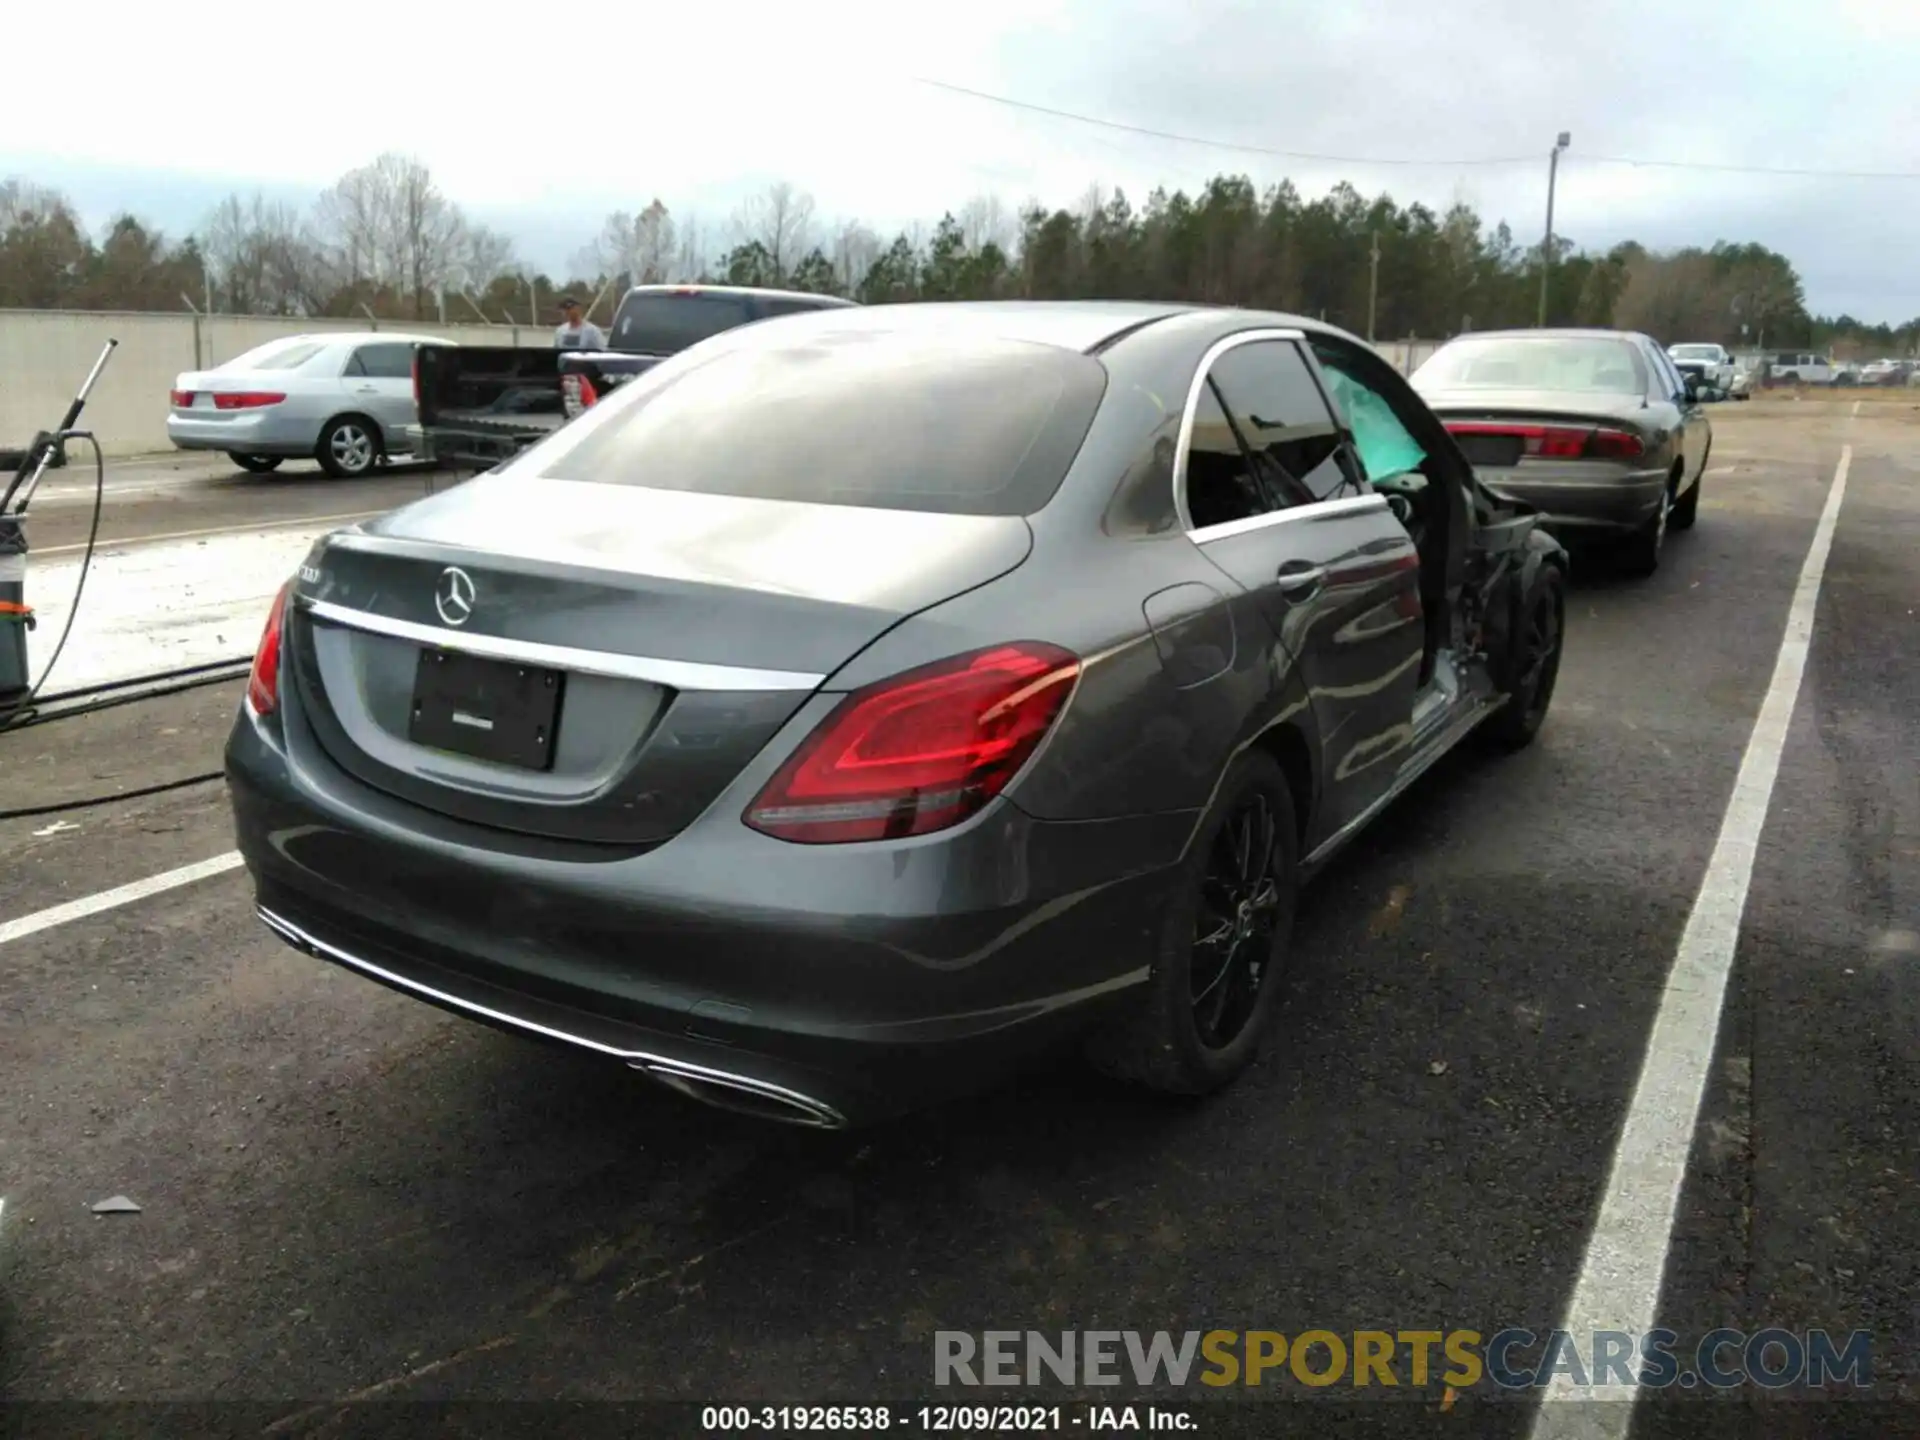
[3,338,118,516]
[1,338,119,715]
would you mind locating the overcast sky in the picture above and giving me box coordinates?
[7,0,1917,323]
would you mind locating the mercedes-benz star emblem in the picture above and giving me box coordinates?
[435,566,476,627]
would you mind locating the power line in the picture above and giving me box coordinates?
[912,78,1536,169]
[1572,153,1920,181]
[916,77,1920,182]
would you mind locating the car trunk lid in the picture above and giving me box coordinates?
[285,475,1034,847]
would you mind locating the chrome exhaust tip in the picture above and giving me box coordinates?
[636,1061,847,1130]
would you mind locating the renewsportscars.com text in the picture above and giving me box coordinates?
[934,1329,1872,1391]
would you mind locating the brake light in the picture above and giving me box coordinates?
[1444,422,1644,461]
[213,392,287,411]
[246,581,291,717]
[170,389,194,408]
[561,373,601,418]
[744,642,1081,844]
[411,350,422,411]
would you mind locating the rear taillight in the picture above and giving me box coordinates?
[561,373,600,418]
[246,582,291,717]
[411,351,422,411]
[213,392,287,411]
[744,642,1081,844]
[1444,422,1644,461]
[170,389,194,408]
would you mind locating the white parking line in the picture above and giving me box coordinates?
[0,852,243,948]
[1851,399,1861,417]
[33,510,384,558]
[1531,445,1851,1438]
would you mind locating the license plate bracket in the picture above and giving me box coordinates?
[408,649,564,771]
[1456,434,1524,468]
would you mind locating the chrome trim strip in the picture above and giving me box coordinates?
[1171,327,1309,533]
[256,905,847,1129]
[1191,492,1389,545]
[300,598,827,693]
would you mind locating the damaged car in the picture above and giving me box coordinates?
[225,302,1570,1128]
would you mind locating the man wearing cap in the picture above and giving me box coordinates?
[554,295,608,351]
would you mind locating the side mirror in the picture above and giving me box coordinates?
[1682,375,1701,402]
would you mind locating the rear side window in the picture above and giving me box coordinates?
[1206,341,1351,503]
[611,292,756,354]
[349,343,416,379]
[537,332,1107,517]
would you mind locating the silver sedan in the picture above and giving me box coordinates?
[167,332,454,478]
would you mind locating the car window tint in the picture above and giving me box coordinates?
[354,343,415,379]
[1182,381,1266,529]
[758,298,836,318]
[536,332,1107,518]
[611,292,756,354]
[1207,340,1350,503]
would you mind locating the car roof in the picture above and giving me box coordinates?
[684,299,1295,356]
[620,283,859,308]
[1442,327,1648,344]
[266,331,446,347]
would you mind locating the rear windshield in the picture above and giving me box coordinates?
[535,332,1108,517]
[1670,345,1719,360]
[224,339,327,372]
[1414,336,1648,395]
[609,292,759,355]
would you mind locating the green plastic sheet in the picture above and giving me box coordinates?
[1319,362,1427,483]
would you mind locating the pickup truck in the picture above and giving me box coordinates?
[407,283,859,468]
[1667,343,1736,396]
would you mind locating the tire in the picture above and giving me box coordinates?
[1670,472,1702,531]
[1481,563,1566,752]
[316,416,380,479]
[229,453,282,474]
[1085,750,1299,1097]
[1618,475,1673,577]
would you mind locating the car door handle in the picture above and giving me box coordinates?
[353,384,380,394]
[1276,562,1325,597]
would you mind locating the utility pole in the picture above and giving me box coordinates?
[1367,231,1381,341]
[1538,131,1570,328]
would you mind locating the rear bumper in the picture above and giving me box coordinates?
[168,411,317,456]
[1476,465,1669,536]
[224,696,1189,1127]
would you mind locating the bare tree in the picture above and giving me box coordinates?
[731,182,815,286]
[674,214,708,283]
[315,164,388,287]
[959,195,1014,256]
[453,223,517,293]
[314,153,466,315]
[831,221,883,296]
[202,192,326,314]
[581,200,677,286]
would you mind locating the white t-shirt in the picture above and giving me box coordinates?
[554,321,608,350]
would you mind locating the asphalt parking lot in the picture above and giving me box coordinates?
[2,397,1916,1437]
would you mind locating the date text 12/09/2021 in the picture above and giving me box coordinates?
[702,1406,1194,1431]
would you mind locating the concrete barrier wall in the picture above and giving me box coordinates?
[0,308,1449,457]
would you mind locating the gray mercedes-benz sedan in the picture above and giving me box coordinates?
[227,301,1570,1128]
[1410,328,1711,576]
